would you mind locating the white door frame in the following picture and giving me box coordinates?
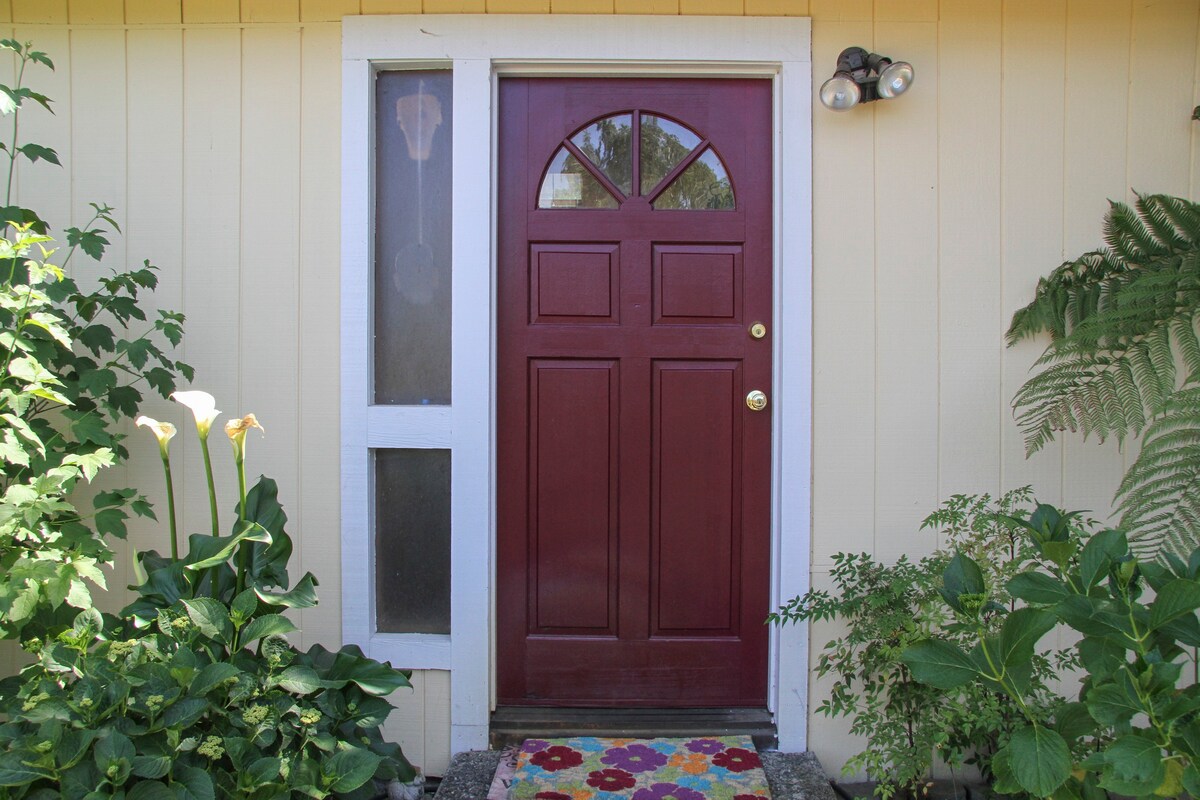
[340,14,813,754]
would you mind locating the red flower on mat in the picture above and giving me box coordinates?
[535,793,572,800]
[530,745,584,772]
[735,795,770,800]
[587,768,637,791]
[713,748,762,772]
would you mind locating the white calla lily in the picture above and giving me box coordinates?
[171,390,220,438]
[135,415,176,457]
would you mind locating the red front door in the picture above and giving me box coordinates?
[497,78,772,707]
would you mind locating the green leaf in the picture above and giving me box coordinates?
[1080,529,1128,588]
[79,325,115,356]
[255,571,318,609]
[276,665,329,695]
[1148,579,1200,630]
[323,748,383,794]
[132,755,171,780]
[94,506,128,538]
[127,781,173,800]
[323,646,412,695]
[185,522,272,571]
[240,614,296,647]
[190,662,240,696]
[998,607,1056,668]
[231,588,258,621]
[901,638,979,688]
[939,553,986,611]
[181,597,233,642]
[162,698,207,729]
[171,765,215,800]
[1086,683,1142,726]
[1008,571,1071,604]
[245,757,282,787]
[18,143,59,165]
[1098,735,1166,796]
[1006,724,1072,797]
[65,226,109,261]
[0,752,54,786]
[107,384,142,417]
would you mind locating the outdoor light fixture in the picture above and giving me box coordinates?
[819,46,915,111]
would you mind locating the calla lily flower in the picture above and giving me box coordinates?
[135,415,177,458]
[225,414,264,458]
[171,390,220,439]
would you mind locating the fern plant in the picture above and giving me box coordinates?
[1007,193,1200,558]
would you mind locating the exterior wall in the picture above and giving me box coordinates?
[2,0,1197,781]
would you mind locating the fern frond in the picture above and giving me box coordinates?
[1118,386,1200,559]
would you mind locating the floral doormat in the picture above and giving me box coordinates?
[507,736,772,800]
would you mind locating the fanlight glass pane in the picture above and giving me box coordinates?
[640,114,702,196]
[375,449,451,634]
[570,114,633,197]
[374,70,452,405]
[538,148,619,209]
[653,147,735,210]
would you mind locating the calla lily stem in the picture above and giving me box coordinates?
[234,448,249,596]
[199,434,220,536]
[161,452,179,560]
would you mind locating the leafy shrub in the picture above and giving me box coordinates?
[902,506,1200,800]
[772,488,1071,799]
[905,505,1200,800]
[0,395,417,799]
[0,38,191,641]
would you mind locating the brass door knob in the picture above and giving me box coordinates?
[746,390,767,411]
[749,322,767,339]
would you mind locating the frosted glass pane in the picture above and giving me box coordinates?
[538,148,618,209]
[640,114,701,196]
[375,449,451,634]
[570,114,633,197]
[653,147,735,210]
[374,71,452,405]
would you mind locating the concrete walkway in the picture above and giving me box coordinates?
[433,749,836,800]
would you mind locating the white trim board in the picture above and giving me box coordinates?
[341,14,813,755]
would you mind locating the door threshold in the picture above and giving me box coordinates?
[489,706,776,750]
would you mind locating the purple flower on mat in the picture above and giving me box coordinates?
[685,738,725,755]
[713,747,762,773]
[530,745,584,772]
[587,768,637,791]
[601,743,669,773]
[632,783,707,800]
[523,739,551,753]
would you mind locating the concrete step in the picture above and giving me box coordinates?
[489,707,777,750]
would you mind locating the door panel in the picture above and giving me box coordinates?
[498,77,772,707]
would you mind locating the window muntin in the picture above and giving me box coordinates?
[537,111,734,211]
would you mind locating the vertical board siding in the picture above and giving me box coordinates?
[13,0,1199,780]
[239,27,301,625]
[181,28,242,538]
[999,0,1067,501]
[1060,0,1130,522]
[872,16,938,563]
[935,0,1003,526]
[297,22,343,650]
[125,28,186,576]
[809,17,875,564]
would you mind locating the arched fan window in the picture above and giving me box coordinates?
[537,112,735,211]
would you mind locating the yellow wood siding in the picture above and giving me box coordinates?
[3,0,1197,781]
